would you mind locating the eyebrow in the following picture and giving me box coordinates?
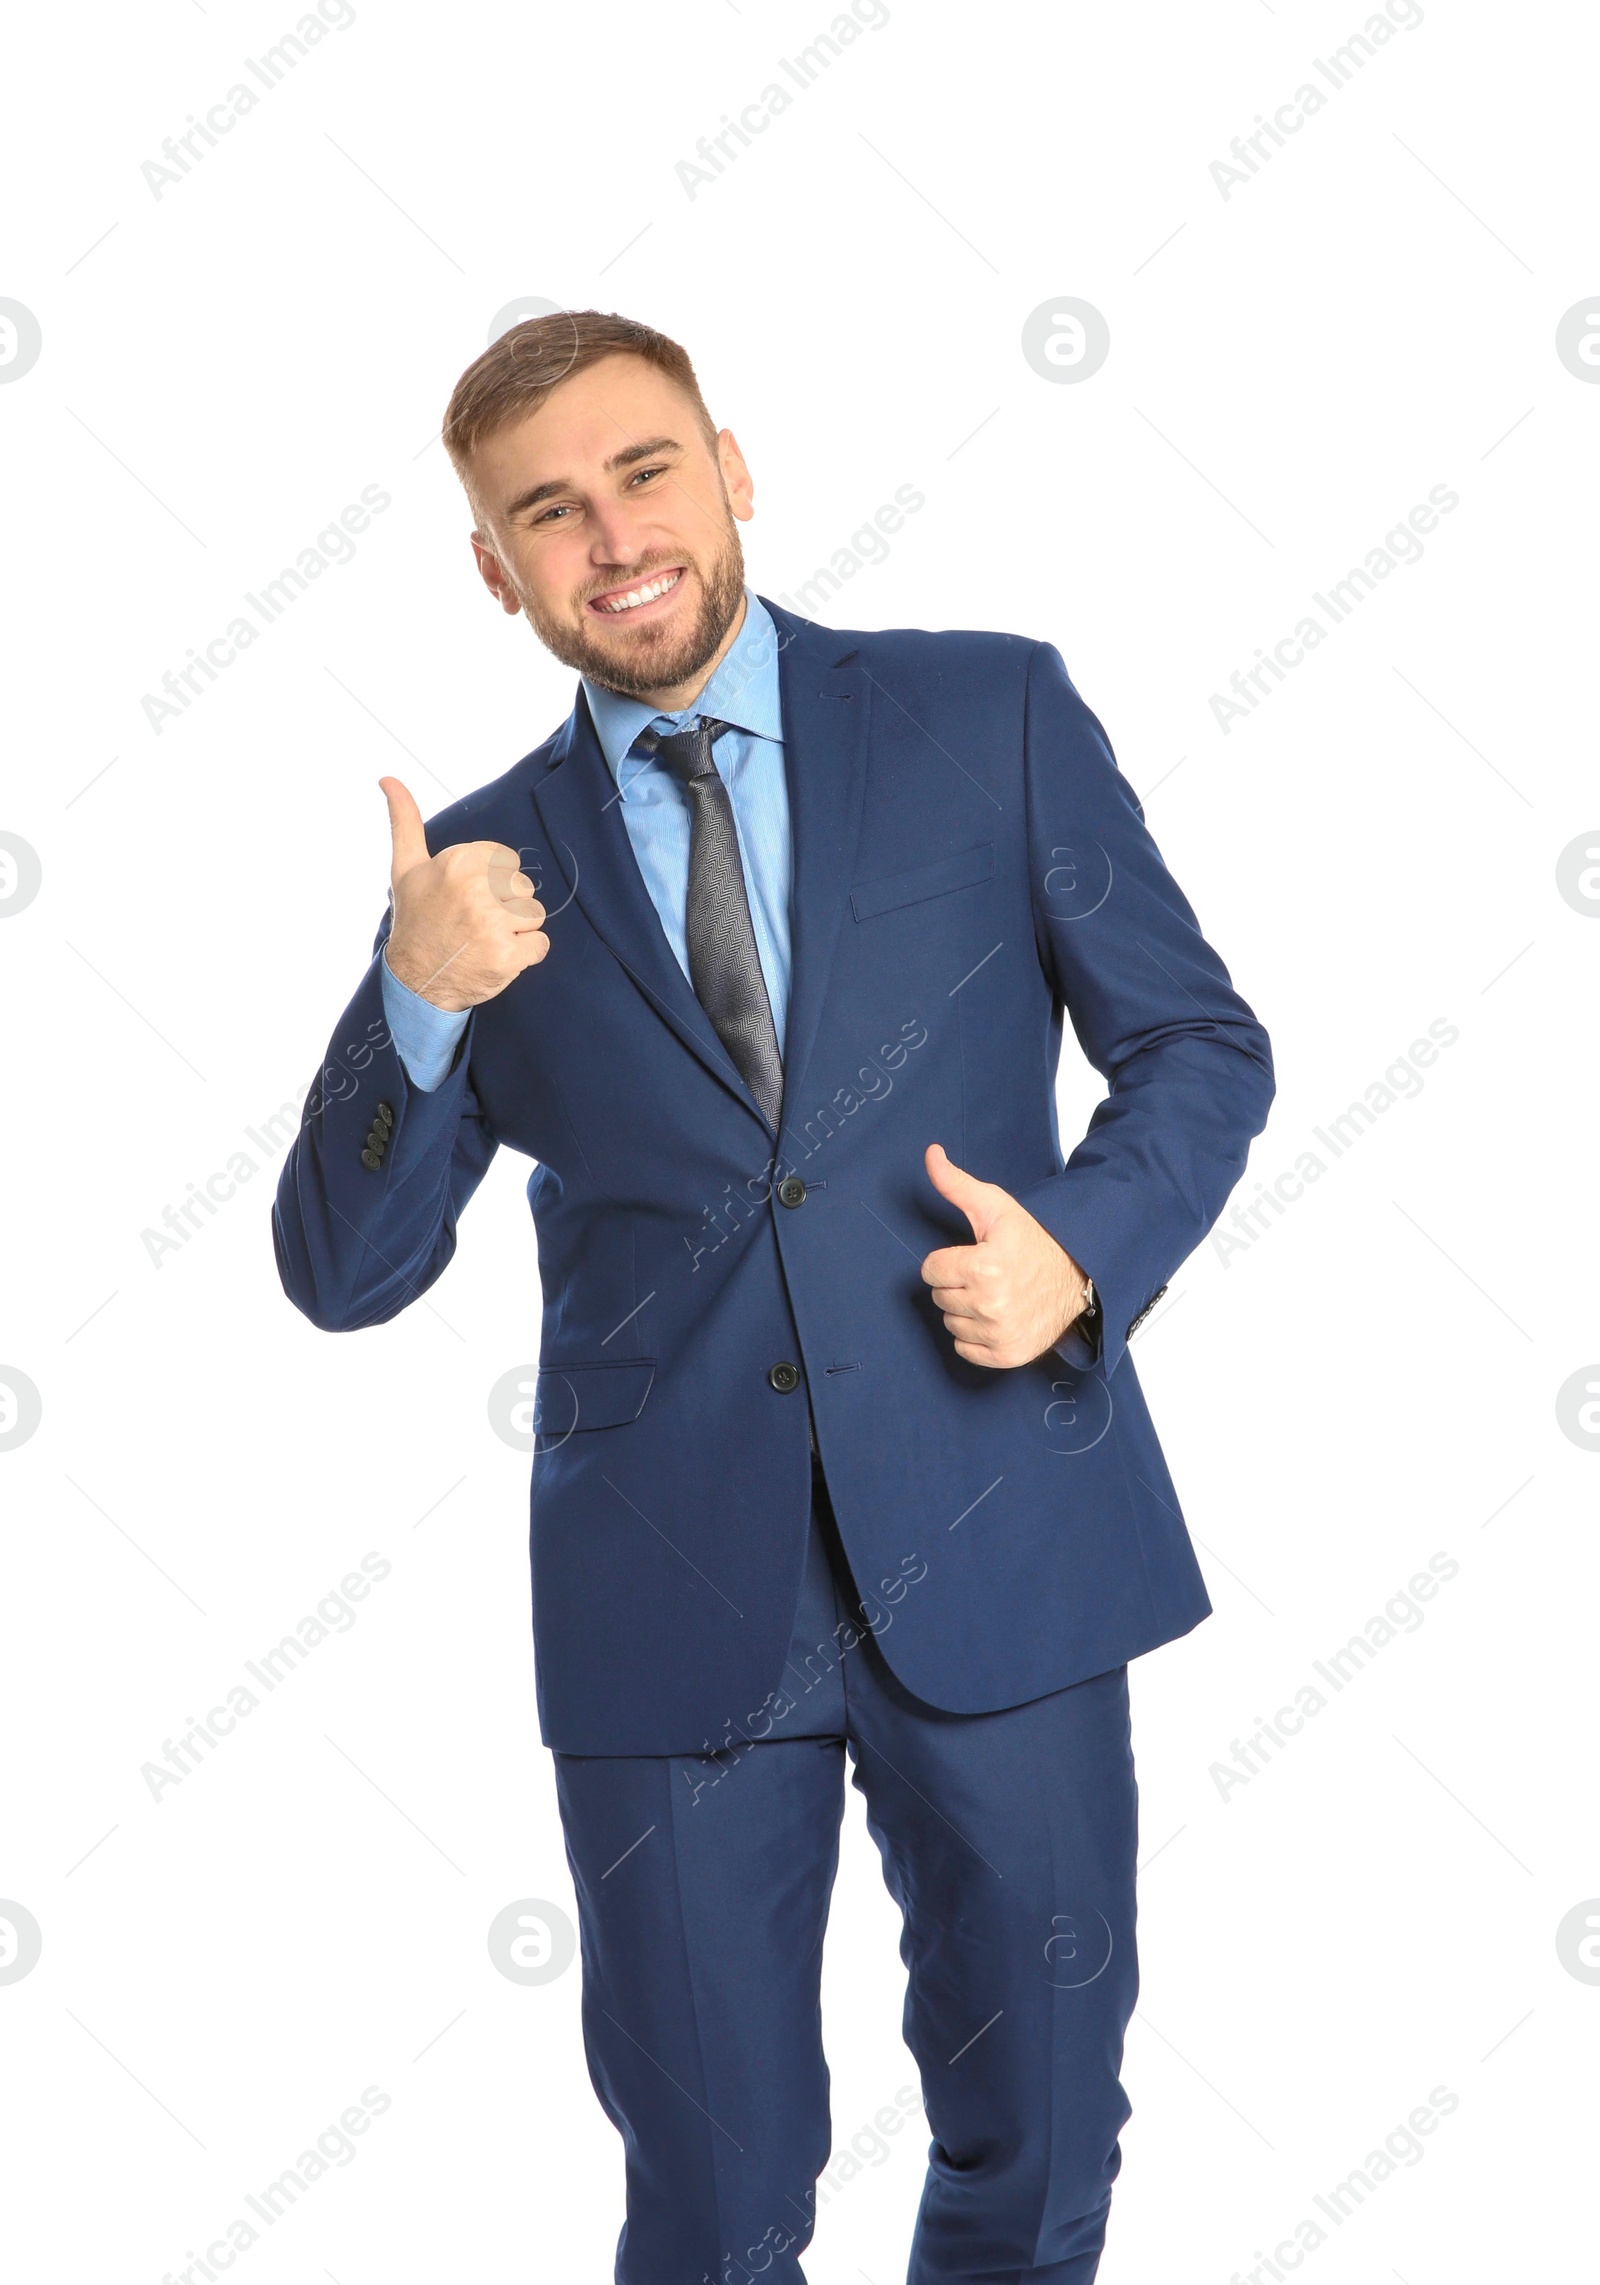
[501,437,684,521]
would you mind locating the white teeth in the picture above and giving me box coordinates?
[598,570,680,613]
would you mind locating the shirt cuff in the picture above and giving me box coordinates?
[379,949,470,1092]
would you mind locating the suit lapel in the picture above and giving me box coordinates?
[526,601,871,1146]
[528,687,763,1117]
[764,600,872,1143]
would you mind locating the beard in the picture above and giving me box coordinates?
[519,514,748,699]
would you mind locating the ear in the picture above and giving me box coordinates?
[717,428,755,523]
[471,530,524,616]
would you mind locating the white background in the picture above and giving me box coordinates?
[1,1,1595,2279]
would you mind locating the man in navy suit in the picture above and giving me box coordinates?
[274,310,1273,2284]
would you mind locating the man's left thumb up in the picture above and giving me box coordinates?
[924,1143,1005,1242]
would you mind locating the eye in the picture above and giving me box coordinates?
[534,503,574,524]
[629,464,667,486]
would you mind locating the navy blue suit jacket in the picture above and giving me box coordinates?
[274,602,1274,1754]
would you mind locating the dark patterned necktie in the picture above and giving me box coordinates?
[644,716,784,1129]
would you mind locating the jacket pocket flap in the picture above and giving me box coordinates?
[850,841,994,921]
[534,1358,656,1436]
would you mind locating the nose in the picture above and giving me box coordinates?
[586,501,648,568]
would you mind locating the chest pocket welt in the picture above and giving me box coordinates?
[534,1358,655,1438]
[850,841,994,922]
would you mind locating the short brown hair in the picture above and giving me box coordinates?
[441,309,719,489]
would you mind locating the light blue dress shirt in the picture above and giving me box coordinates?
[380,588,789,1090]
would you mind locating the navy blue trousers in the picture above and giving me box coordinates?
[553,1455,1140,2285]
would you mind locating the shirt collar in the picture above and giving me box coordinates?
[581,589,783,796]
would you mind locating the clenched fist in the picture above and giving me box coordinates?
[379,776,550,1012]
[920,1143,1091,1368]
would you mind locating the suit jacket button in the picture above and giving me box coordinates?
[374,1102,394,1129]
[366,1127,387,1151]
[360,1147,383,1171]
[777,1176,807,1208]
[768,1360,801,1393]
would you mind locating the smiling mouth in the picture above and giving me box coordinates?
[587,566,685,617]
